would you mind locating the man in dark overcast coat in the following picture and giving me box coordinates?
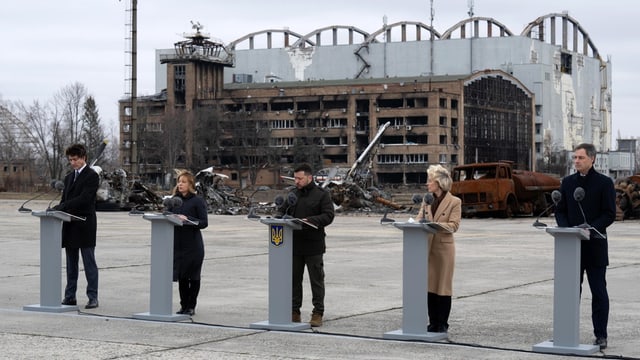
[54,144,100,309]
[555,143,616,350]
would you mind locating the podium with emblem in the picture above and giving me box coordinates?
[250,218,310,330]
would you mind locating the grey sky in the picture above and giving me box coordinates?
[1,0,637,146]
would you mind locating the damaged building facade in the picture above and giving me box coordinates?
[120,12,610,188]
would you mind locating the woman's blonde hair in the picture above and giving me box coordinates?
[427,164,452,192]
[173,170,197,195]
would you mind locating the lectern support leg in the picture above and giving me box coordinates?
[134,220,189,322]
[533,228,599,355]
[24,216,78,313]
[385,226,446,341]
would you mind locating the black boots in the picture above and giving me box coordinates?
[428,292,451,332]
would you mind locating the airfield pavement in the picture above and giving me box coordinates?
[1,198,639,359]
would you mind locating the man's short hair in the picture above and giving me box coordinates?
[294,163,313,175]
[575,143,596,159]
[65,144,87,159]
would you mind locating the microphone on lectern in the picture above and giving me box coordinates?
[423,193,435,205]
[412,193,435,206]
[573,187,606,238]
[162,196,183,215]
[573,187,588,227]
[247,207,261,220]
[532,190,561,228]
[160,196,197,225]
[45,181,65,211]
[380,208,395,224]
[18,181,59,213]
[416,193,435,223]
[273,194,285,218]
[282,192,298,219]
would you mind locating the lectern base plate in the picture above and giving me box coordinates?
[23,304,78,313]
[384,329,448,342]
[133,312,190,322]
[250,320,311,331]
[533,340,600,355]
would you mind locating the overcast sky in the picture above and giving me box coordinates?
[1,1,637,146]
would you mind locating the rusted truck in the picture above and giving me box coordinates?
[451,161,560,218]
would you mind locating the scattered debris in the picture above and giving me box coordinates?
[615,174,640,220]
[281,122,406,213]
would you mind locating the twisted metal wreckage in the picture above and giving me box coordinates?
[90,142,163,212]
[276,121,406,214]
[90,122,407,214]
[615,175,640,220]
[91,131,640,219]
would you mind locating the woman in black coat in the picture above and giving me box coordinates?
[170,171,208,316]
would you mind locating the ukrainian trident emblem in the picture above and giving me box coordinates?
[270,225,284,247]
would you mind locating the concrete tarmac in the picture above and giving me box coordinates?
[1,199,639,359]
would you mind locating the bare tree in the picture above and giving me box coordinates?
[192,107,223,170]
[54,82,88,146]
[0,103,26,162]
[0,102,35,190]
[16,100,67,180]
[3,84,105,185]
[138,110,185,179]
[292,119,323,171]
[218,111,274,188]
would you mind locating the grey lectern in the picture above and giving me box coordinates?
[24,210,82,313]
[384,221,447,341]
[250,218,310,331]
[533,227,599,355]
[133,213,190,322]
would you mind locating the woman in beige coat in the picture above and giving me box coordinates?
[416,164,462,333]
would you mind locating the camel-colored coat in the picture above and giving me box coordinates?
[416,192,462,295]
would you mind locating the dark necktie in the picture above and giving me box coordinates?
[74,170,79,182]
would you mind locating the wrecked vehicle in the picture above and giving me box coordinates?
[451,161,560,218]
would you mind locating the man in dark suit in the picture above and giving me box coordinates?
[555,143,616,350]
[53,144,101,309]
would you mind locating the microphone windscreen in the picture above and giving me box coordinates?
[411,194,422,204]
[50,180,57,188]
[54,181,65,190]
[172,197,183,208]
[573,187,585,202]
[274,195,285,207]
[424,192,435,205]
[163,197,172,208]
[287,192,298,206]
[551,190,562,204]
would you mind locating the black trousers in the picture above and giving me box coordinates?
[64,247,99,301]
[580,265,609,339]
[178,279,201,310]
[292,254,324,315]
